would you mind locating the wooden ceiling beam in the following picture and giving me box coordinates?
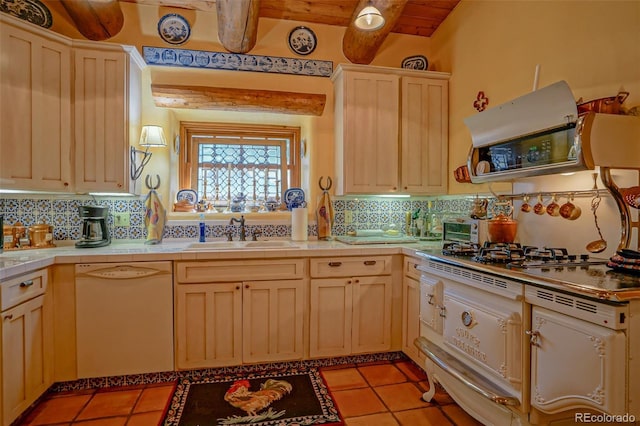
[216,0,261,53]
[59,0,124,41]
[151,83,327,116]
[342,0,409,65]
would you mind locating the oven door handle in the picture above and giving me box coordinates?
[414,337,520,407]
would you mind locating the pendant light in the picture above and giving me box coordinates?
[355,2,385,31]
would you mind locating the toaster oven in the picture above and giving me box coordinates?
[442,218,489,245]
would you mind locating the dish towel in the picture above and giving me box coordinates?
[145,188,166,244]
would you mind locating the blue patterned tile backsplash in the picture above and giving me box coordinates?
[1,194,482,242]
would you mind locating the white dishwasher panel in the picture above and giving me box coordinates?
[75,261,174,378]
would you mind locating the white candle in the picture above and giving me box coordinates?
[264,172,268,200]
[252,168,257,201]
[227,163,232,201]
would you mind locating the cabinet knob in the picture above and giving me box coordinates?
[235,285,240,290]
[426,293,435,305]
[3,314,13,321]
[347,280,352,284]
[245,284,249,289]
[64,182,69,187]
[20,280,34,288]
[404,186,408,190]
[364,260,376,266]
[328,262,342,267]
[392,187,397,190]
[117,183,123,188]
[354,279,359,283]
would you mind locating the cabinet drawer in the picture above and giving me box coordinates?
[310,256,391,277]
[176,259,306,283]
[1,269,48,311]
[404,256,421,280]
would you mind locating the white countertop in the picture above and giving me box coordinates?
[0,239,443,280]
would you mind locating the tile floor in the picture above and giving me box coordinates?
[17,359,482,426]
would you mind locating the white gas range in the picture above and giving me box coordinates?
[415,243,639,426]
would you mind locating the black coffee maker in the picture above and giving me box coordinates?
[76,206,110,248]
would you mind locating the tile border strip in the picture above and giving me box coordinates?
[142,46,334,77]
[49,352,407,392]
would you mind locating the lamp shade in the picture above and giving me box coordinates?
[139,125,167,147]
[355,5,385,31]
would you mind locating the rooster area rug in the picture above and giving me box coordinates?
[161,367,343,426]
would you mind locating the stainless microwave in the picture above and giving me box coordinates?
[442,218,489,245]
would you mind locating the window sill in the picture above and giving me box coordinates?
[166,211,297,223]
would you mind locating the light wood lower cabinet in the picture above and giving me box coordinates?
[175,260,306,369]
[309,257,393,357]
[1,270,52,426]
[401,256,423,364]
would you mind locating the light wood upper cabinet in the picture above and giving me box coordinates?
[401,77,448,194]
[332,64,449,195]
[0,16,72,192]
[0,15,143,194]
[74,43,143,194]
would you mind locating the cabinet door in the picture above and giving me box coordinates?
[335,71,400,194]
[2,295,52,426]
[175,283,242,369]
[0,21,72,191]
[309,278,352,357]
[352,275,392,353]
[530,306,626,415]
[242,280,304,363]
[402,275,422,363]
[74,47,131,193]
[419,274,443,334]
[401,77,448,194]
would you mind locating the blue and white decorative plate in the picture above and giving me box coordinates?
[283,188,306,210]
[401,55,429,71]
[0,0,52,28]
[176,189,197,205]
[288,26,317,56]
[158,13,191,45]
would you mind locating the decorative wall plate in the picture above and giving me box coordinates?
[401,55,428,70]
[176,189,197,205]
[158,13,190,45]
[288,26,317,56]
[0,0,52,28]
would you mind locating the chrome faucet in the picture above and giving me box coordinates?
[229,215,246,241]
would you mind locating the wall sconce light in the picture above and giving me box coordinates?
[131,125,167,181]
[355,2,385,31]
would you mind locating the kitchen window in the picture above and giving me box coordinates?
[179,122,301,204]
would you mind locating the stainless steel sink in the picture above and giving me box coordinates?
[184,240,299,251]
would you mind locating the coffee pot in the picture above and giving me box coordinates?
[76,206,110,248]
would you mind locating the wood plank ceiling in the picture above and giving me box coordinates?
[120,0,460,38]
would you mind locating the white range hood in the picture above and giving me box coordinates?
[465,81,640,183]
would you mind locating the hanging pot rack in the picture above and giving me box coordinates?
[487,168,639,251]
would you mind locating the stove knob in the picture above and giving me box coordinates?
[568,254,577,261]
[580,254,590,261]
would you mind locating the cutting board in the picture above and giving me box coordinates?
[335,235,419,245]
